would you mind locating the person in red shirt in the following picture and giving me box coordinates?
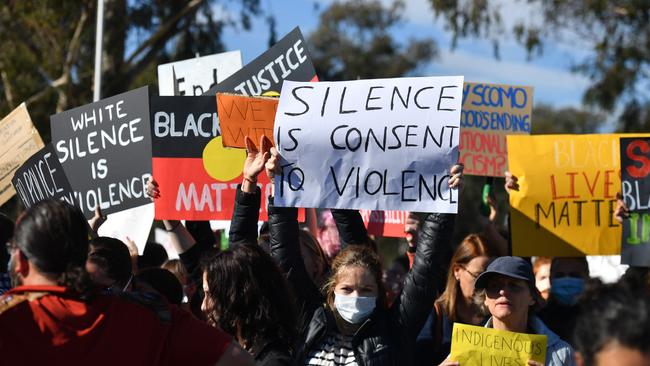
[0,199,253,366]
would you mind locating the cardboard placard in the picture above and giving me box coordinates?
[450,323,547,366]
[216,93,278,148]
[158,51,242,96]
[0,103,45,205]
[206,27,317,96]
[459,83,533,177]
[508,134,650,256]
[273,76,463,213]
[11,143,75,208]
[50,86,152,218]
[620,137,650,266]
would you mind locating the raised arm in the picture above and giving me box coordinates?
[392,164,462,347]
[266,147,323,315]
[331,209,370,248]
[229,135,271,245]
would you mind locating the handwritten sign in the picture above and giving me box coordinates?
[50,86,152,218]
[158,51,242,96]
[273,76,463,212]
[508,134,650,256]
[11,143,75,208]
[216,93,278,148]
[459,83,533,177]
[620,137,650,266]
[0,103,45,205]
[450,323,547,366]
[206,27,317,96]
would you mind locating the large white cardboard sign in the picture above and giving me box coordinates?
[157,51,242,96]
[273,76,463,213]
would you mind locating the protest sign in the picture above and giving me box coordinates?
[216,93,278,148]
[150,95,300,221]
[450,323,546,366]
[12,143,75,208]
[360,210,408,237]
[98,203,154,255]
[459,82,533,177]
[0,103,45,205]
[158,51,242,96]
[273,76,463,213]
[50,86,152,219]
[508,134,650,256]
[620,137,650,266]
[206,27,317,96]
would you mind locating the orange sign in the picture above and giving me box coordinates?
[217,93,278,148]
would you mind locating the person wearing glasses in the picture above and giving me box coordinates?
[416,234,497,365]
[440,256,575,366]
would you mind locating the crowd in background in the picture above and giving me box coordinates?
[0,135,649,366]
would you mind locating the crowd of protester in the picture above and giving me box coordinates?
[0,134,649,366]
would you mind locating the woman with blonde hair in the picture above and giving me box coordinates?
[415,234,495,365]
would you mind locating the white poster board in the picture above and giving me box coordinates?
[157,51,243,96]
[273,76,463,213]
[97,202,154,254]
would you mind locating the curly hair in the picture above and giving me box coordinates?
[201,244,296,352]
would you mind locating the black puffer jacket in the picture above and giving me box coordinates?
[268,201,455,366]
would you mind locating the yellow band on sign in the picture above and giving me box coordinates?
[507,133,650,256]
[449,323,547,366]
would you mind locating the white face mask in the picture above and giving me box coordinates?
[334,293,376,324]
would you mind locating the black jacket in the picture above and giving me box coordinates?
[268,201,455,366]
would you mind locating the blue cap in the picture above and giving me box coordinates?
[474,256,536,290]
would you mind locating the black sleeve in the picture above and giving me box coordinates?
[268,197,322,323]
[392,213,455,348]
[228,185,261,245]
[331,209,369,247]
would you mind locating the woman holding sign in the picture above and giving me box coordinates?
[441,257,574,366]
[256,140,462,366]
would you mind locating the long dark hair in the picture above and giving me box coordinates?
[202,243,296,352]
[13,199,93,299]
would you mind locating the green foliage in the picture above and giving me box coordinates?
[0,0,262,138]
[429,0,650,128]
[309,0,437,80]
[532,103,604,134]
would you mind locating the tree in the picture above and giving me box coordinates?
[309,0,437,80]
[428,1,650,130]
[532,103,605,134]
[0,0,263,140]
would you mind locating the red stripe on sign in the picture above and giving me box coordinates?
[152,157,304,222]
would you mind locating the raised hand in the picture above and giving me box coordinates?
[243,135,272,183]
[505,171,519,193]
[265,146,280,180]
[448,163,464,189]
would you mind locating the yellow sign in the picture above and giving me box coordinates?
[508,134,650,256]
[0,103,44,206]
[450,323,547,366]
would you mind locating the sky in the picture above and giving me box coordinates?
[218,0,594,110]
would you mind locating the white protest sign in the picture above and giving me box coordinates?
[273,76,463,213]
[97,202,154,255]
[157,51,242,96]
